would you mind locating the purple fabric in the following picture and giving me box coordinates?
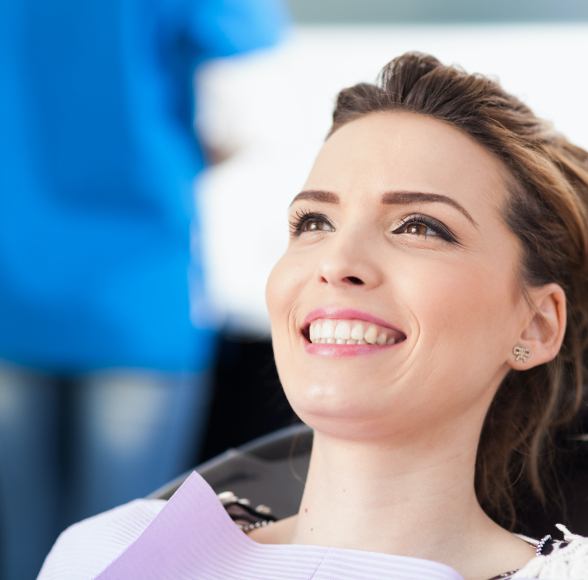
[97,471,464,579]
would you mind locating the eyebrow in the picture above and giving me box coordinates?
[290,189,477,227]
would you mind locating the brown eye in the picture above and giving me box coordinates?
[405,223,429,236]
[303,219,332,232]
[396,221,436,238]
[391,215,458,244]
[289,211,335,237]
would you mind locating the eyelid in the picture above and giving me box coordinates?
[288,208,334,237]
[392,213,460,244]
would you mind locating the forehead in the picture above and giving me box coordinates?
[304,111,510,213]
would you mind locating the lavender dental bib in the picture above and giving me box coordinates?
[97,471,463,579]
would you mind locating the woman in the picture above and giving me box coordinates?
[40,53,588,579]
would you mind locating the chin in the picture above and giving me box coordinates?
[296,408,402,443]
[285,381,386,426]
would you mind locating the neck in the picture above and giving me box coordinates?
[288,419,514,577]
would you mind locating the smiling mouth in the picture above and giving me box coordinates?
[302,318,406,346]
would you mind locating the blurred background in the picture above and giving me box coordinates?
[1,1,587,578]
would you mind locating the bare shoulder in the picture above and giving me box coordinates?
[38,498,166,579]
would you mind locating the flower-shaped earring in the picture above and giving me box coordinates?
[513,344,531,363]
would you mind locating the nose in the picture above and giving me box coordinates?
[317,234,383,289]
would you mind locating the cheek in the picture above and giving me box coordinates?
[265,259,281,323]
[266,255,307,406]
[266,253,310,355]
[266,254,297,326]
[411,257,520,386]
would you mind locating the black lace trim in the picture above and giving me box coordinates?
[217,491,276,531]
[487,571,518,579]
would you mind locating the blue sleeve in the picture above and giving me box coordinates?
[184,0,289,61]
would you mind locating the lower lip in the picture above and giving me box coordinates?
[304,340,400,357]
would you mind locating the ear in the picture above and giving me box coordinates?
[511,283,566,370]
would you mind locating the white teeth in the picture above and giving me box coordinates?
[334,321,351,340]
[310,322,320,342]
[321,320,335,339]
[307,318,401,346]
[364,324,378,344]
[350,322,364,340]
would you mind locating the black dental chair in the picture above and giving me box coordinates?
[149,422,588,537]
[149,423,312,520]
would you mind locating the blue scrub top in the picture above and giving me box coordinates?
[0,0,287,372]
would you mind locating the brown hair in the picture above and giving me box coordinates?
[329,52,588,528]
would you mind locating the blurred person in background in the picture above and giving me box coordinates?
[0,1,287,578]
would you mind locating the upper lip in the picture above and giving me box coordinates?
[301,307,406,340]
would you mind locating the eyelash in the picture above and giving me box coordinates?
[288,209,332,237]
[393,214,458,244]
[289,209,458,244]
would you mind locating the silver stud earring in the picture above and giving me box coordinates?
[513,344,531,363]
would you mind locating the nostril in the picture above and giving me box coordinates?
[344,276,364,285]
[318,274,366,286]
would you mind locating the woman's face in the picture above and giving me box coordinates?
[266,111,529,441]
